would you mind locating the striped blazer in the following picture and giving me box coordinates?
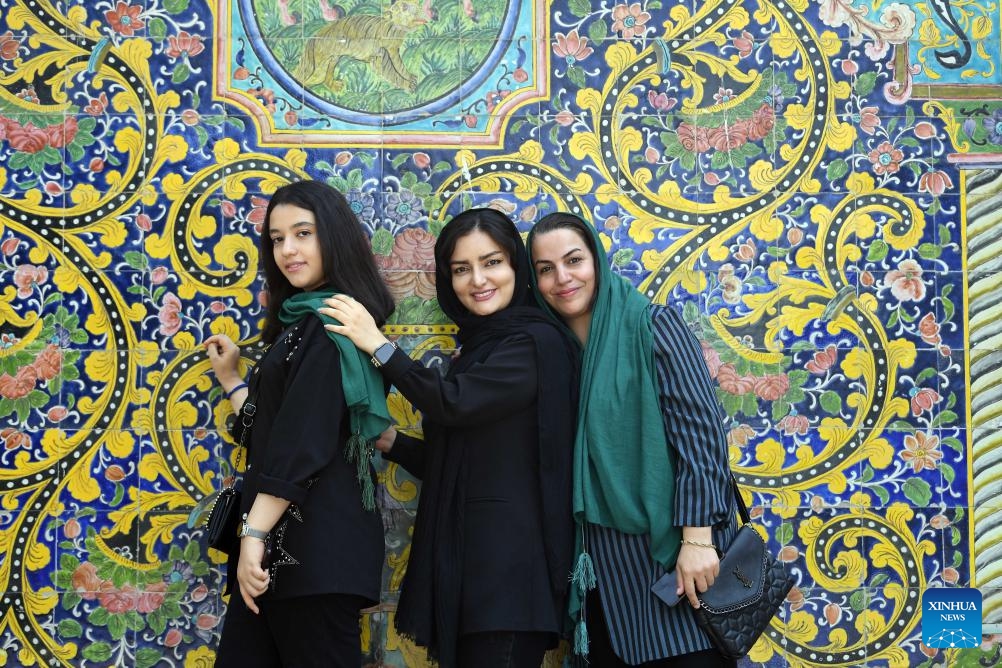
[588,304,738,664]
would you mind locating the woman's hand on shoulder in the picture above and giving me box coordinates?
[318,294,388,355]
[374,426,397,453]
[204,334,242,386]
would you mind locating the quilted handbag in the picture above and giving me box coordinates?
[692,477,795,659]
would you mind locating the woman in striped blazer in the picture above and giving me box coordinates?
[528,213,739,667]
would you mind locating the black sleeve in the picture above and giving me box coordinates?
[651,306,733,528]
[376,335,538,427]
[258,322,347,506]
[381,431,426,480]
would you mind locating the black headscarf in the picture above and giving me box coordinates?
[393,210,579,667]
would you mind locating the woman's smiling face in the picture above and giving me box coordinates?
[531,227,597,323]
[268,203,325,291]
[448,230,516,316]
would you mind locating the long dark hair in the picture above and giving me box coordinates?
[260,180,395,343]
[433,207,528,326]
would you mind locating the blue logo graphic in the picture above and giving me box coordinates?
[922,588,982,648]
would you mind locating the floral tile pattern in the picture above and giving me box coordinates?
[2,0,1002,665]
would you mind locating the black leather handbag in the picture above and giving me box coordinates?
[201,396,257,556]
[691,477,795,659]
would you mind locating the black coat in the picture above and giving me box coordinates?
[230,315,384,603]
[382,330,575,638]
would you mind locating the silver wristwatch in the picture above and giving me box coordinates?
[238,514,269,541]
[370,341,398,368]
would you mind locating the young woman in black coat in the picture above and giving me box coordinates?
[204,180,395,667]
[321,208,578,668]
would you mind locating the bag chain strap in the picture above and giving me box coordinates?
[224,378,257,490]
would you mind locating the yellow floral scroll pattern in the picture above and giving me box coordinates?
[0,0,974,665]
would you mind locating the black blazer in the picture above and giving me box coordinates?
[231,315,384,603]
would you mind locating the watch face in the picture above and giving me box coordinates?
[375,344,394,364]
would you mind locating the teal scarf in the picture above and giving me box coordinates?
[528,219,680,655]
[279,290,390,511]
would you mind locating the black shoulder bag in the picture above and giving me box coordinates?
[692,477,795,658]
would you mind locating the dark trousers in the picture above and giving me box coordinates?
[586,590,737,668]
[215,586,368,668]
[456,630,553,668]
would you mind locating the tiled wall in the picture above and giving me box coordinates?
[1,0,1001,665]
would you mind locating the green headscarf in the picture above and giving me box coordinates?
[528,214,680,654]
[279,290,391,511]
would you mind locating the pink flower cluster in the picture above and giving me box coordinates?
[0,116,79,154]
[71,562,168,614]
[375,228,438,301]
[676,103,775,153]
[700,340,790,401]
[0,343,61,400]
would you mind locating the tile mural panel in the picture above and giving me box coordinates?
[1,0,1001,665]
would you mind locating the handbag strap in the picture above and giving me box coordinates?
[224,367,260,490]
[729,474,751,525]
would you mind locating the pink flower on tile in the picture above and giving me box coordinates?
[136,582,168,613]
[778,411,810,435]
[71,562,103,600]
[868,141,904,175]
[0,366,37,400]
[805,345,837,375]
[32,343,61,381]
[918,170,953,197]
[901,431,942,473]
[158,292,183,336]
[753,373,790,402]
[14,264,48,297]
[166,31,204,60]
[105,2,145,37]
[98,583,139,614]
[553,30,593,63]
[909,387,940,416]
[0,31,21,61]
[884,259,925,302]
[648,90,677,112]
[858,106,881,135]
[717,364,755,395]
[611,3,651,39]
[733,31,754,58]
[677,123,710,153]
[6,121,49,153]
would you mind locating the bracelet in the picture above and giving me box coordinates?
[681,539,716,550]
[225,382,248,400]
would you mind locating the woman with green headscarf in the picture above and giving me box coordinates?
[204,180,395,666]
[528,212,739,667]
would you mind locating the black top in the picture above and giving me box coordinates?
[381,328,576,661]
[230,315,384,603]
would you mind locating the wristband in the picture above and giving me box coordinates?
[225,382,248,400]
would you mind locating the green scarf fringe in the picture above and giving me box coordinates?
[570,551,596,657]
[346,432,376,512]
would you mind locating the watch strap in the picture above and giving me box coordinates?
[239,514,269,540]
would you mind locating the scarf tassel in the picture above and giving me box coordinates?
[569,551,596,658]
[571,551,596,594]
[573,618,590,657]
[345,433,376,511]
